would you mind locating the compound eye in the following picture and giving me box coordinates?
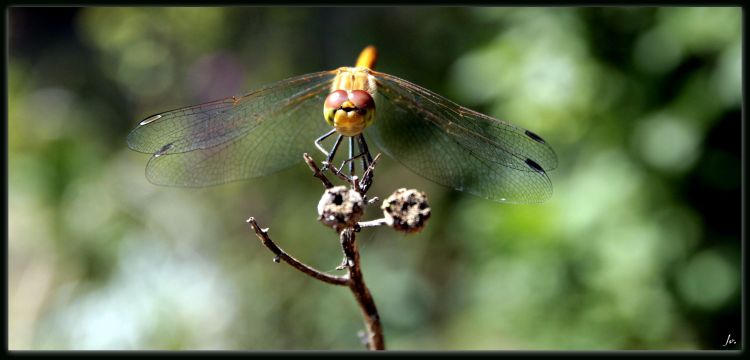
[349,90,375,110]
[324,90,349,109]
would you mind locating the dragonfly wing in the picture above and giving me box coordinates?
[127,71,337,186]
[368,71,557,203]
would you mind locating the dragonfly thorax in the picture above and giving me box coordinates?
[332,67,376,94]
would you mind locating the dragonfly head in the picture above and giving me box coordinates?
[323,89,376,137]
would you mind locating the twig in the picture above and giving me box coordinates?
[331,165,357,185]
[357,153,381,194]
[357,218,389,229]
[340,228,385,350]
[303,153,334,189]
[246,217,348,286]
[249,153,386,350]
[306,153,382,195]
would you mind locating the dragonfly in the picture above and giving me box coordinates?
[127,46,557,203]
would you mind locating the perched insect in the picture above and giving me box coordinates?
[128,46,557,203]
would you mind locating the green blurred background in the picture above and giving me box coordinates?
[8,7,742,350]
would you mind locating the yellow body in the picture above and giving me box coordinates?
[323,46,378,137]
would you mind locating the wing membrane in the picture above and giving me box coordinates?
[368,71,557,203]
[127,70,337,186]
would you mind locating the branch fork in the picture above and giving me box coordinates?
[247,153,387,350]
[247,152,431,350]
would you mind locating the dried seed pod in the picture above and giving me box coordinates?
[317,186,364,232]
[381,188,431,233]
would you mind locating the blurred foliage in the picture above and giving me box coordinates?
[8,7,742,350]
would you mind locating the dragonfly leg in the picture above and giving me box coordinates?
[334,135,373,178]
[325,135,345,171]
[314,129,340,171]
[348,137,355,177]
[356,134,374,172]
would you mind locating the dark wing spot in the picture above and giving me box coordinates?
[525,130,546,144]
[525,158,545,174]
[155,142,174,156]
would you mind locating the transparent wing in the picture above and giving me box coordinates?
[367,71,557,203]
[127,70,337,186]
